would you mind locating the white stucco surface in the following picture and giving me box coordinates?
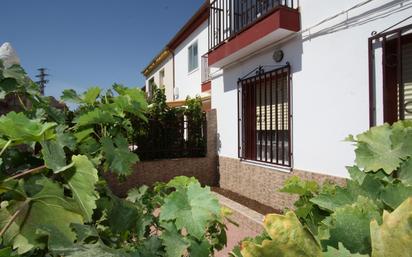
[211,0,412,177]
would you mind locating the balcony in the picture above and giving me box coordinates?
[208,0,300,68]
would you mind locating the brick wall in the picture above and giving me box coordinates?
[106,109,218,196]
[218,156,347,211]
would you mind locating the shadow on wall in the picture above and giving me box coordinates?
[303,0,412,42]
[222,33,304,94]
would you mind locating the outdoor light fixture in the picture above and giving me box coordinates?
[273,49,284,63]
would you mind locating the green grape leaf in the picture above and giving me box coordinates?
[398,158,412,186]
[101,136,139,176]
[0,112,56,144]
[71,224,99,243]
[322,196,381,255]
[160,223,189,257]
[64,155,99,222]
[280,176,319,196]
[166,176,199,189]
[74,128,94,143]
[36,225,75,254]
[0,177,83,254]
[347,166,367,184]
[240,212,322,257]
[323,243,368,257]
[66,242,131,257]
[75,109,115,127]
[352,123,412,174]
[107,197,139,234]
[0,247,12,257]
[160,182,220,239]
[381,183,412,210]
[82,87,101,105]
[56,125,77,151]
[370,197,412,257]
[189,239,211,257]
[61,89,82,104]
[41,140,73,173]
[126,185,149,203]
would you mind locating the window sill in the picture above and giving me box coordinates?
[188,67,199,75]
[240,159,292,173]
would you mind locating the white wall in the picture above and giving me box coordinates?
[212,0,412,178]
[174,21,209,100]
[145,55,174,101]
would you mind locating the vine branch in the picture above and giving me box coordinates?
[5,165,46,182]
[0,140,12,157]
[0,199,30,238]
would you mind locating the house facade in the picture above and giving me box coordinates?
[143,0,412,209]
[142,2,212,110]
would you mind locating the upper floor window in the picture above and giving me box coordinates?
[188,41,199,72]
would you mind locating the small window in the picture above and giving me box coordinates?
[148,78,155,97]
[188,42,199,72]
[159,69,165,89]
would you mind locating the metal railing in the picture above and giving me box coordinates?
[209,0,297,50]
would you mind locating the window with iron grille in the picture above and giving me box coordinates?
[369,24,412,126]
[238,65,291,167]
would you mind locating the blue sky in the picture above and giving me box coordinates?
[1,0,204,99]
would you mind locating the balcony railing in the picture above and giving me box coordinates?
[209,0,296,50]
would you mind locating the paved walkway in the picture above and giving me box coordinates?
[214,193,264,257]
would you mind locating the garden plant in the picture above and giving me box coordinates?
[0,61,229,257]
[231,120,412,257]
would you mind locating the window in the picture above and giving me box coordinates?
[159,69,165,89]
[148,77,155,97]
[238,65,291,167]
[188,41,199,72]
[369,25,412,125]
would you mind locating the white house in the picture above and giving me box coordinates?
[143,0,412,209]
[142,2,211,110]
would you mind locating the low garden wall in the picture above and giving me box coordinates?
[106,109,218,196]
[218,156,347,211]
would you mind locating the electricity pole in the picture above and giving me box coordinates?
[36,68,49,95]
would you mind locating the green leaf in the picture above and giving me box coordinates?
[240,212,322,257]
[160,183,220,239]
[0,177,83,254]
[189,239,211,257]
[347,166,367,184]
[160,223,189,257]
[280,176,319,196]
[381,183,412,210]
[370,197,412,257]
[352,122,412,174]
[56,125,77,151]
[166,176,199,189]
[323,243,368,257]
[64,155,99,222]
[71,224,99,243]
[61,89,82,104]
[0,112,56,144]
[322,196,381,255]
[82,87,101,105]
[75,109,115,127]
[101,136,139,176]
[66,242,131,257]
[0,247,12,257]
[41,140,73,173]
[74,128,95,143]
[398,158,412,186]
[107,197,139,234]
[126,185,149,203]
